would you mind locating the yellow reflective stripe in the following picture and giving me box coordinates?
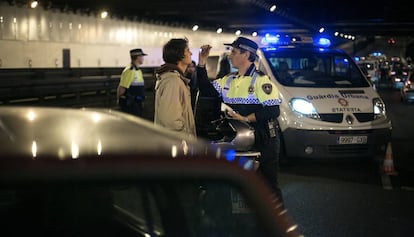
[214,73,281,105]
[131,69,145,84]
[119,67,145,88]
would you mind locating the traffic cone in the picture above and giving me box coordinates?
[383,142,398,176]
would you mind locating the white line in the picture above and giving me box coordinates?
[401,186,414,191]
[381,173,393,190]
[377,156,394,190]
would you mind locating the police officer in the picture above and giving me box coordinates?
[117,48,147,117]
[196,37,283,201]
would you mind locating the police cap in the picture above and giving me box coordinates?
[130,48,147,56]
[224,37,258,55]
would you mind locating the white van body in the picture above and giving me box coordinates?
[255,39,392,159]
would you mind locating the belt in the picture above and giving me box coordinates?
[120,95,143,100]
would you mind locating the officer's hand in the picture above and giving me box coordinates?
[227,110,243,121]
[198,45,212,66]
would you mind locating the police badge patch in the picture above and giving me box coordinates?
[262,83,273,94]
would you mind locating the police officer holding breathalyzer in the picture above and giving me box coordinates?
[196,37,283,202]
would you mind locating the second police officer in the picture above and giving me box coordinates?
[117,48,148,117]
[196,37,283,201]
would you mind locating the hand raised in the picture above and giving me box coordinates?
[198,45,212,63]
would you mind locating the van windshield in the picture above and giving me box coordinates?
[262,50,370,88]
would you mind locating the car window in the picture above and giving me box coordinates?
[263,50,370,88]
[0,180,276,237]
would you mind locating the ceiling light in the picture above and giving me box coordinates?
[216,28,223,34]
[235,30,241,35]
[252,32,258,37]
[269,5,276,12]
[30,1,38,9]
[192,25,199,31]
[100,11,108,19]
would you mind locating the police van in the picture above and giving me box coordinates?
[254,36,392,160]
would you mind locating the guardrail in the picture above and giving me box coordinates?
[0,67,156,110]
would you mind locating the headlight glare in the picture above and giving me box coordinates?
[290,98,320,120]
[373,97,386,119]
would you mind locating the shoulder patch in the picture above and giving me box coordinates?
[262,83,273,94]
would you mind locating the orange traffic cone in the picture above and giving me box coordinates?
[383,142,398,176]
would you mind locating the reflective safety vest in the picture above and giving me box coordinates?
[119,65,145,100]
[212,70,280,107]
[119,66,145,88]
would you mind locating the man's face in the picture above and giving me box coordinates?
[228,47,248,69]
[134,55,144,66]
[182,46,193,65]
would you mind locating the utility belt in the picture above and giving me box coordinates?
[120,94,144,101]
[254,118,278,142]
[267,118,278,138]
[120,93,144,107]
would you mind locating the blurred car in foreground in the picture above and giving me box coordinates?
[401,73,414,103]
[0,106,301,237]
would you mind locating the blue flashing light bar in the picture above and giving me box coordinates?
[371,52,382,57]
[314,37,331,48]
[261,35,301,46]
[261,35,280,45]
[261,35,331,48]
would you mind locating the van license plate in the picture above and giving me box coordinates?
[338,136,367,144]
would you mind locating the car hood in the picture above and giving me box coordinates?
[0,106,209,159]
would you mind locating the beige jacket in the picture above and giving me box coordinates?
[154,70,196,138]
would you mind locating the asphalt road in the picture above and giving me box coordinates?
[280,88,414,237]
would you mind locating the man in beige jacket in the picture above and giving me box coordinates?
[154,38,196,138]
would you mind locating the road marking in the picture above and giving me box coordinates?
[377,156,394,190]
[381,173,393,190]
[401,186,414,191]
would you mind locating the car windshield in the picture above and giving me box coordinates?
[262,50,370,88]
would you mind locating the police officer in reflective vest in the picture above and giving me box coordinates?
[196,37,283,201]
[117,48,147,117]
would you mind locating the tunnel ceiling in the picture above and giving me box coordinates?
[4,0,414,38]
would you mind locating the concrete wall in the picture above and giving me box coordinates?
[0,4,240,68]
[1,4,412,69]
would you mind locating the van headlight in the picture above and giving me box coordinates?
[373,98,386,119]
[290,98,320,120]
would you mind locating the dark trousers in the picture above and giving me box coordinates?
[255,130,283,201]
[119,98,143,117]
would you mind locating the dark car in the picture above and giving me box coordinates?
[401,73,414,103]
[0,106,301,237]
[389,61,409,89]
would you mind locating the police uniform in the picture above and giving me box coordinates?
[118,48,147,117]
[196,37,283,200]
